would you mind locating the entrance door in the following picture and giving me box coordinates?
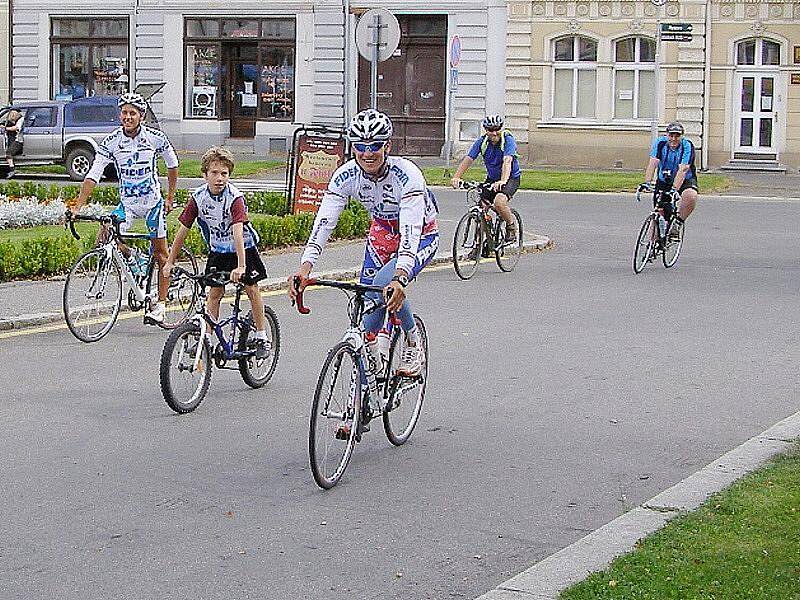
[225,44,259,138]
[735,72,778,155]
[357,15,446,155]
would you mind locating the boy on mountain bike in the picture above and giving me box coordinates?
[450,114,521,251]
[289,109,439,378]
[162,147,270,359]
[68,92,179,325]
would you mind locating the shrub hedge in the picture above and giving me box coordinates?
[0,199,368,282]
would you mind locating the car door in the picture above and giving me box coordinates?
[19,106,61,160]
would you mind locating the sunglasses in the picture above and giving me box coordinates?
[353,141,386,153]
[667,132,682,137]
[484,126,502,133]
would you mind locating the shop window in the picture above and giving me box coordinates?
[552,36,597,119]
[184,18,295,121]
[51,18,129,100]
[613,36,655,120]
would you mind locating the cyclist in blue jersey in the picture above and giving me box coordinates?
[451,115,521,249]
[641,121,698,239]
[69,92,180,325]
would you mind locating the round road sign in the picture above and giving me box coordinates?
[355,9,401,62]
[450,35,462,67]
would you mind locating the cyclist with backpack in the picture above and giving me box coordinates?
[451,115,521,250]
[641,121,698,238]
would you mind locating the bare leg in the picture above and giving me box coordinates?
[493,193,514,227]
[206,286,224,338]
[152,237,170,302]
[244,284,266,331]
[679,188,698,221]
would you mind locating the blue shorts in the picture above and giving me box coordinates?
[111,199,166,239]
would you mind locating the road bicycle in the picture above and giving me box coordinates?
[632,185,685,274]
[63,213,198,342]
[452,180,524,280]
[159,267,281,414]
[293,277,428,489]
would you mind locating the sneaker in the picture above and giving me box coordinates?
[254,338,271,360]
[144,302,165,325]
[466,246,480,261]
[504,224,518,243]
[668,221,682,243]
[335,420,352,440]
[397,344,425,377]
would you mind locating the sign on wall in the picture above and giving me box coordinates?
[291,130,347,214]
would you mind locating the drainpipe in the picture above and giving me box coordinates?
[343,0,351,125]
[701,0,711,170]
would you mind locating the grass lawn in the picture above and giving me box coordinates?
[422,167,732,195]
[560,443,800,600]
[16,158,285,179]
[0,212,187,243]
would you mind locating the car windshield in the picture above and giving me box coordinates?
[65,103,120,127]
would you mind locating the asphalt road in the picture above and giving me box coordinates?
[1,190,798,599]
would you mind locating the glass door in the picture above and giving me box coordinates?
[736,72,777,153]
[227,44,258,138]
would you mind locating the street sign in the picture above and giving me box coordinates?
[661,33,693,42]
[449,35,461,68]
[450,68,458,91]
[661,22,693,33]
[355,9,401,62]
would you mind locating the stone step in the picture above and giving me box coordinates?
[719,160,787,173]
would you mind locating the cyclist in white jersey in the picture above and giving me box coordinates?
[289,109,439,377]
[69,92,179,325]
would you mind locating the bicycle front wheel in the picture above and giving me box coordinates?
[63,249,123,343]
[452,211,483,280]
[633,214,656,274]
[159,321,212,414]
[309,342,362,489]
[383,315,428,446]
[147,247,200,329]
[662,220,684,268]
[495,209,523,272]
[237,305,281,388]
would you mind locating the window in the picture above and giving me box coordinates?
[736,38,781,66]
[184,18,296,121]
[552,36,597,119]
[65,102,120,126]
[51,18,129,100]
[23,107,57,128]
[613,37,655,120]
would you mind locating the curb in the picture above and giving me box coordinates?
[0,236,552,333]
[474,410,800,600]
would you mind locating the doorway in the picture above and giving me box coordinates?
[735,72,778,156]
[357,14,446,155]
[223,43,259,138]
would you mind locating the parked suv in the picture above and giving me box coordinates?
[0,83,165,181]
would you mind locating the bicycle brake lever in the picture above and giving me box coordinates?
[293,276,313,314]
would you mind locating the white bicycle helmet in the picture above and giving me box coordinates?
[118,92,147,114]
[482,114,505,129]
[348,109,393,142]
[665,121,684,135]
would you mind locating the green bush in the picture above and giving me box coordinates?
[0,202,368,282]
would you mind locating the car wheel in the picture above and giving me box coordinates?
[66,147,94,181]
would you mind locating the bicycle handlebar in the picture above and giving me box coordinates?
[63,211,122,241]
[458,180,491,191]
[292,276,401,325]
[172,266,233,288]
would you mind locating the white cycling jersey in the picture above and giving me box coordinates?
[86,125,179,209]
[301,156,438,275]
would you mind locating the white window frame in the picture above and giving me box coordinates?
[612,36,655,121]
[551,35,598,120]
[735,38,781,67]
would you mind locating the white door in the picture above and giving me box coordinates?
[735,72,778,154]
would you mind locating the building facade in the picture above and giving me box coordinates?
[0,0,9,104]
[10,0,505,155]
[504,0,800,171]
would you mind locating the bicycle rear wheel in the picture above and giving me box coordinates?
[309,342,362,489]
[63,248,123,343]
[147,247,200,329]
[237,305,281,388]
[633,214,656,274]
[662,220,684,268]
[495,209,523,272]
[159,321,212,414]
[383,315,428,446]
[452,211,483,280]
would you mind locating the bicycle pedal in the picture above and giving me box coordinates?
[335,423,352,440]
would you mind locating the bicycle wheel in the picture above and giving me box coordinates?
[146,247,200,329]
[238,305,281,388]
[63,249,123,343]
[309,342,362,489]
[632,214,657,274]
[495,209,523,272]
[159,321,212,414]
[452,211,483,280]
[662,220,684,268]
[383,315,428,446]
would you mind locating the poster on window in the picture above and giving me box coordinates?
[292,134,347,214]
